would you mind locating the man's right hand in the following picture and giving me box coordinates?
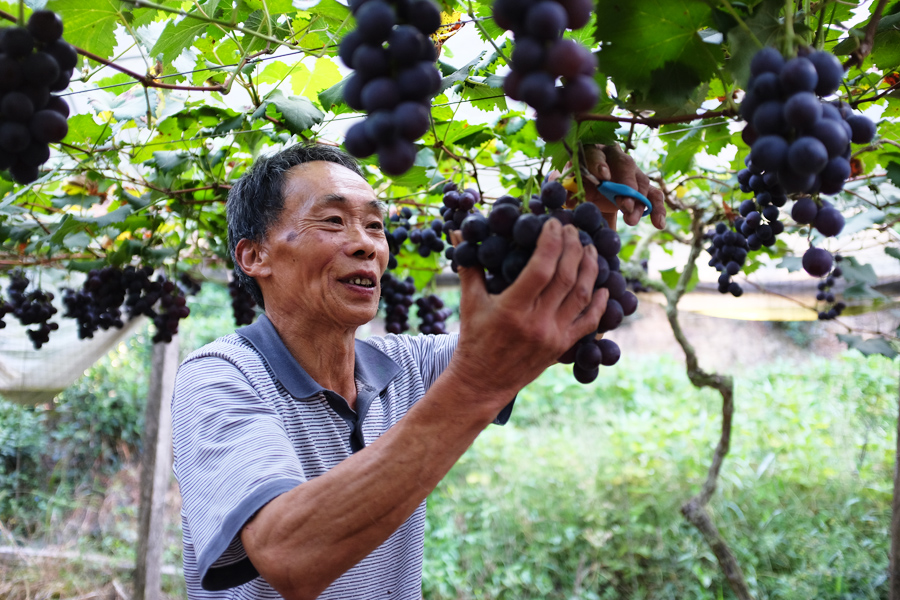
[447,218,609,419]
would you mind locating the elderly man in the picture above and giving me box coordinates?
[172,143,664,600]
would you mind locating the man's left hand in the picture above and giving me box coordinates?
[581,144,667,230]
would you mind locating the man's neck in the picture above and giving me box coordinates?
[264,309,359,408]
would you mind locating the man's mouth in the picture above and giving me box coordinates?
[343,276,375,288]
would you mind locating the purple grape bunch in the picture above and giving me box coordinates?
[0,10,76,184]
[380,271,416,334]
[228,278,257,326]
[438,182,480,241]
[814,254,845,320]
[492,0,599,141]
[705,222,749,297]
[415,293,452,334]
[339,0,443,175]
[741,46,875,198]
[7,270,58,349]
[450,180,635,384]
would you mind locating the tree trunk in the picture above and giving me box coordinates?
[134,337,179,600]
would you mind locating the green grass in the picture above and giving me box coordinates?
[0,287,895,599]
[423,353,896,600]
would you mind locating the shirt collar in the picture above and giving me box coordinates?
[236,314,401,399]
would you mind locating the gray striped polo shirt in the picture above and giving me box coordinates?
[172,315,513,600]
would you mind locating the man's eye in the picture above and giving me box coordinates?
[325,216,343,224]
[369,221,384,230]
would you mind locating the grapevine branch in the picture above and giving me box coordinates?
[577,108,737,129]
[844,0,889,69]
[661,208,753,600]
[0,9,231,92]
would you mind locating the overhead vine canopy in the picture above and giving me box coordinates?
[0,0,896,357]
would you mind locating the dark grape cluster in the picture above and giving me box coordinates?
[339,0,443,175]
[790,195,845,237]
[705,222,749,297]
[62,266,130,338]
[7,271,58,348]
[408,218,445,257]
[152,281,190,344]
[438,182,480,239]
[816,254,845,320]
[450,181,635,383]
[626,259,651,293]
[0,296,12,328]
[492,0,598,141]
[60,265,191,343]
[741,46,876,198]
[415,293,452,334]
[228,278,257,326]
[0,10,75,184]
[380,271,415,334]
[735,172,787,251]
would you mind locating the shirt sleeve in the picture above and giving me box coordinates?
[381,333,514,425]
[172,355,306,591]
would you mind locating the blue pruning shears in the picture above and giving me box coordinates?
[580,166,652,217]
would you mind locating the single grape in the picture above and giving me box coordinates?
[780,57,817,94]
[783,92,821,130]
[750,47,784,76]
[787,136,828,175]
[808,51,843,97]
[30,109,68,143]
[377,138,417,176]
[344,122,377,158]
[355,0,396,43]
[535,110,571,141]
[814,206,844,237]
[749,135,788,172]
[525,1,568,40]
[27,10,64,44]
[802,247,833,278]
[846,115,875,145]
[597,338,620,366]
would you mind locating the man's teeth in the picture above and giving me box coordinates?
[348,277,373,287]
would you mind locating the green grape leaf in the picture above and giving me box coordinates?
[886,247,900,262]
[840,257,879,286]
[456,80,507,112]
[318,77,352,115]
[149,12,209,63]
[595,0,721,105]
[837,334,898,358]
[777,256,803,272]
[659,266,699,292]
[253,90,325,133]
[46,0,123,58]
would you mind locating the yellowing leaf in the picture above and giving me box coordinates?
[290,57,342,101]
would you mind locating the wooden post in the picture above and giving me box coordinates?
[891,363,900,600]
[134,337,180,600]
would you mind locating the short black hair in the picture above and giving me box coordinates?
[226,144,365,308]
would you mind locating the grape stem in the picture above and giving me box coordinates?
[16,0,23,26]
[466,0,511,65]
[121,0,308,52]
[576,107,737,128]
[719,0,763,49]
[783,0,795,57]
[843,0,889,69]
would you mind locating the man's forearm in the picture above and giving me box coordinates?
[240,364,506,600]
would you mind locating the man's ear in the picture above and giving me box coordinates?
[234,238,271,280]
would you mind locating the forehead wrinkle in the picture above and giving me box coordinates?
[317,194,386,217]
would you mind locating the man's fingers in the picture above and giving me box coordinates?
[648,186,667,230]
[505,218,564,305]
[571,287,609,338]
[583,145,611,181]
[536,225,585,309]
[557,244,599,321]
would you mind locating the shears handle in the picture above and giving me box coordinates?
[597,181,652,217]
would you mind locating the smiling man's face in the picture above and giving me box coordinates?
[254,160,389,330]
